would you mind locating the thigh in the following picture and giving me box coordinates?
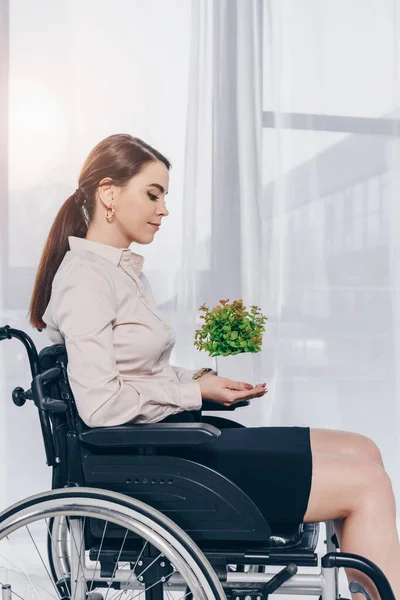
[310,428,384,467]
[304,451,389,524]
[170,426,313,528]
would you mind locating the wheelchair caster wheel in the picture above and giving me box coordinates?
[87,594,104,600]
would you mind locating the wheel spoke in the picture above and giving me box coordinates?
[165,589,176,600]
[112,541,149,600]
[5,535,57,600]
[129,570,174,600]
[176,589,195,600]
[135,551,163,580]
[89,521,108,593]
[26,525,60,598]
[68,517,88,600]
[103,529,129,600]
[131,542,149,575]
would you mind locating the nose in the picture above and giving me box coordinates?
[157,199,169,217]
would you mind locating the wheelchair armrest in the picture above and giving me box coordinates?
[79,422,221,448]
[202,399,250,411]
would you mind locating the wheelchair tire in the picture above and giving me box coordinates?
[0,487,226,600]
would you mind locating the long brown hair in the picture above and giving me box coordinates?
[29,134,171,330]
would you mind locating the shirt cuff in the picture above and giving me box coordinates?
[178,381,202,411]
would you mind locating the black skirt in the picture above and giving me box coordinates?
[160,411,313,530]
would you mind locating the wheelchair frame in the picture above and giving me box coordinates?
[0,324,396,600]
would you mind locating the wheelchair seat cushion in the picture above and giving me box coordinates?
[159,423,313,531]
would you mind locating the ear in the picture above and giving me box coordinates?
[98,178,115,207]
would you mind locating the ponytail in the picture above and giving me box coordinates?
[28,192,88,329]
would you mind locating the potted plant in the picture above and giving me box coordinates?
[194,298,267,384]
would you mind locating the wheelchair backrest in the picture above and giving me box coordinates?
[37,343,85,487]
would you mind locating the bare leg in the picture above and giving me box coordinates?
[304,452,400,600]
[310,427,390,595]
[310,428,385,468]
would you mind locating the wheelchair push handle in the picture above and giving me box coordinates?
[12,387,31,407]
[31,368,68,413]
[10,367,67,413]
[0,326,12,341]
[0,325,40,378]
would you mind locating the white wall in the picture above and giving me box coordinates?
[1,0,192,507]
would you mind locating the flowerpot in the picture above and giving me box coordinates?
[215,352,256,386]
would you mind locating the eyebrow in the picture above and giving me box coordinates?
[148,183,169,195]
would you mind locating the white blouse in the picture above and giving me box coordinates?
[42,236,203,427]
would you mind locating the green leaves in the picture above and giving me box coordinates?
[193,298,268,357]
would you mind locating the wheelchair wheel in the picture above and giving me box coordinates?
[0,487,226,600]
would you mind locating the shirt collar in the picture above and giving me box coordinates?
[68,236,145,274]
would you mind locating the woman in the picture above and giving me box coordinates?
[29,134,400,600]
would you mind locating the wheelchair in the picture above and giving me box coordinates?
[0,325,396,600]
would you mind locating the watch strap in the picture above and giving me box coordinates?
[192,367,214,381]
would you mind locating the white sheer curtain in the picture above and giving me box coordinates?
[261,0,400,503]
[173,1,265,425]
[178,0,400,503]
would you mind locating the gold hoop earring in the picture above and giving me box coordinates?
[105,205,115,221]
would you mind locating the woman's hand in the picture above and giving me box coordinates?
[198,373,267,407]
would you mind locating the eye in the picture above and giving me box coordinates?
[148,192,159,201]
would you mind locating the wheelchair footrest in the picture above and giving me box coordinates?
[349,581,372,600]
[228,564,298,600]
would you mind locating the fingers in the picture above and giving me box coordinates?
[225,380,268,391]
[225,380,254,391]
[223,384,268,405]
[245,389,267,401]
[243,385,268,400]
[248,383,267,396]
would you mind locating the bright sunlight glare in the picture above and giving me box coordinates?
[8,77,69,190]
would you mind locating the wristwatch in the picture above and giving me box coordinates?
[192,367,214,381]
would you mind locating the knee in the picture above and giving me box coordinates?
[346,433,384,468]
[356,462,395,515]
